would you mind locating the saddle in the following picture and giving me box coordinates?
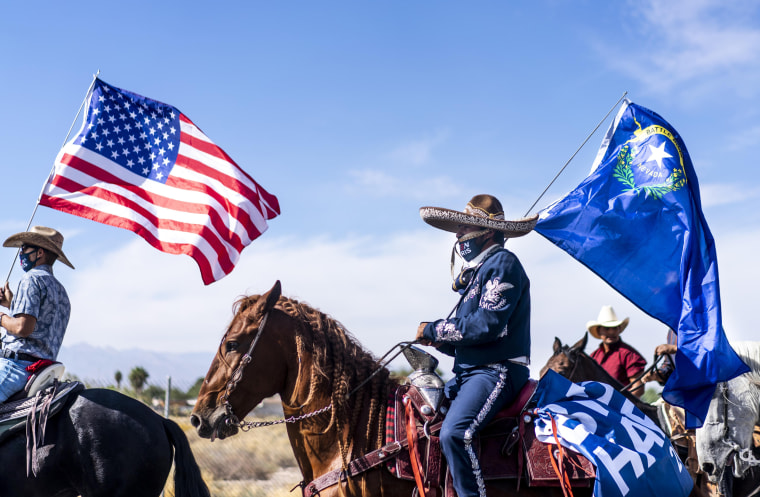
[386,380,595,496]
[0,361,83,444]
[0,360,84,477]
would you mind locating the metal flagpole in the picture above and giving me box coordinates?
[523,91,628,217]
[3,70,101,284]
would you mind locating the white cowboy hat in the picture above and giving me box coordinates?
[420,194,538,238]
[3,226,74,269]
[586,305,629,339]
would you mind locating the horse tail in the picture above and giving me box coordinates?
[163,418,211,497]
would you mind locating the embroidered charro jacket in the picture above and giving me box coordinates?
[422,247,531,372]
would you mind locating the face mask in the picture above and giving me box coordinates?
[457,229,491,262]
[458,239,482,262]
[19,251,37,272]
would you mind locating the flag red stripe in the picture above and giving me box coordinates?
[40,194,221,285]
[164,170,264,242]
[179,115,280,217]
[47,170,236,274]
[177,134,280,218]
[58,153,252,253]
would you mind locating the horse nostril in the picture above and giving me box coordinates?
[702,462,715,475]
[190,414,201,428]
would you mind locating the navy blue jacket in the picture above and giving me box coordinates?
[423,247,531,371]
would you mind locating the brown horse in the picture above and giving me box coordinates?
[539,333,660,423]
[540,333,760,497]
[191,281,592,496]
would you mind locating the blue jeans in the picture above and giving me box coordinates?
[0,357,33,402]
[441,363,529,497]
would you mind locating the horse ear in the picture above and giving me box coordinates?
[571,333,588,352]
[263,280,282,312]
[553,337,563,354]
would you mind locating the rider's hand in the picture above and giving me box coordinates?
[655,343,677,356]
[0,282,12,309]
[416,322,434,346]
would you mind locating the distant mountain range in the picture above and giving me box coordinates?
[57,343,214,390]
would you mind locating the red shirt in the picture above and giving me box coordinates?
[590,340,646,386]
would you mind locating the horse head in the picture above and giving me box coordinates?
[191,280,295,440]
[696,374,760,482]
[539,333,588,379]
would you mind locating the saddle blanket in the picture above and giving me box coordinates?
[0,380,84,445]
[386,383,594,488]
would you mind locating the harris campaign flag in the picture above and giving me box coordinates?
[535,100,748,427]
[41,78,280,285]
[534,370,693,497]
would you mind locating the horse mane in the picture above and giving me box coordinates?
[730,341,760,383]
[235,293,397,465]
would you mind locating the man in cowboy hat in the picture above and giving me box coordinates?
[415,194,537,497]
[0,226,73,403]
[587,305,646,397]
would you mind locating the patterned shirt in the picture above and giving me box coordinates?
[422,247,531,371]
[3,264,70,360]
[590,340,646,386]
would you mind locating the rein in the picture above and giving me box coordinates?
[220,310,333,430]
[563,347,656,394]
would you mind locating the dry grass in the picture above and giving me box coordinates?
[164,404,301,497]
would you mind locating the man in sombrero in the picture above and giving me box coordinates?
[0,226,73,403]
[587,305,646,397]
[415,194,537,497]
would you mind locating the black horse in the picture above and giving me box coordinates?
[0,387,210,497]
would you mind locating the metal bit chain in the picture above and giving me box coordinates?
[234,403,334,431]
[722,439,760,467]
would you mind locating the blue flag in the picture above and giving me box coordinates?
[534,370,693,497]
[535,100,748,427]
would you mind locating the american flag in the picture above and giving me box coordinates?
[41,78,280,284]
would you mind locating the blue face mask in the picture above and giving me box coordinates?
[19,251,38,272]
[457,229,492,262]
[458,239,481,262]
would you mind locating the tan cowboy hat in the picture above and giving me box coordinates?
[3,226,74,269]
[586,305,629,339]
[420,194,538,238]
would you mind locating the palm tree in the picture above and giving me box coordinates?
[128,366,149,393]
[114,370,123,389]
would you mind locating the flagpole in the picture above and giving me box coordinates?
[523,91,628,217]
[3,71,100,284]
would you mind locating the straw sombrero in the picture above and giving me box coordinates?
[3,226,74,269]
[586,305,629,339]
[420,194,538,238]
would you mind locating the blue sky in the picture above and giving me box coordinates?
[2,1,759,377]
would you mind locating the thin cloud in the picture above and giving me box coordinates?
[389,130,449,166]
[346,169,461,200]
[61,226,760,378]
[727,125,760,151]
[700,182,760,208]
[600,0,760,97]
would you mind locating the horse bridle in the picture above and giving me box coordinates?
[219,311,271,426]
[713,382,760,468]
[219,310,333,430]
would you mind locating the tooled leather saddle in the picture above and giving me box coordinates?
[386,380,595,497]
[302,379,595,497]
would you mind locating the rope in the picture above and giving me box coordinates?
[523,91,628,217]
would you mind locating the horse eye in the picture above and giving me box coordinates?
[226,341,239,353]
